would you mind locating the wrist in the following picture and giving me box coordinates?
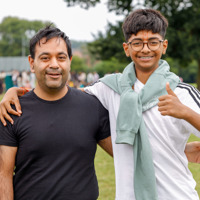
[182,106,193,121]
[19,87,30,96]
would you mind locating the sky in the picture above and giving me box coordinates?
[0,0,124,41]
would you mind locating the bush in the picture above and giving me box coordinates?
[94,57,128,77]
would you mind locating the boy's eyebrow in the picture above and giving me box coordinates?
[131,36,161,41]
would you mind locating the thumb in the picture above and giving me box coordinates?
[166,82,176,96]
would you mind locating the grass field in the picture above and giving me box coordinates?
[0,93,200,199]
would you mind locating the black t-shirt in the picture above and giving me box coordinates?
[0,87,110,200]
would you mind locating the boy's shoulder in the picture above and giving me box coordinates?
[175,82,200,108]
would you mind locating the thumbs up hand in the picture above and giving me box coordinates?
[165,82,176,97]
[158,82,186,118]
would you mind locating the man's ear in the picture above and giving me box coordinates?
[123,42,130,57]
[162,39,168,55]
[28,55,35,73]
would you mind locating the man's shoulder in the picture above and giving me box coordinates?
[19,90,34,101]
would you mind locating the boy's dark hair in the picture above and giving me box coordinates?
[29,24,72,59]
[122,9,168,41]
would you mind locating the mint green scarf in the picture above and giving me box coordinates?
[100,59,180,200]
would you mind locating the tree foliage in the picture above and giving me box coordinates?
[64,0,143,14]
[94,57,128,77]
[87,21,129,63]
[148,0,200,88]
[0,17,52,56]
[64,0,100,9]
[71,55,87,72]
[64,0,200,88]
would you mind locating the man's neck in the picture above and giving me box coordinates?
[34,85,68,101]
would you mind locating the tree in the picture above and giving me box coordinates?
[64,0,143,14]
[71,55,87,72]
[94,57,127,77]
[0,17,52,56]
[147,0,200,89]
[87,21,129,63]
[64,0,200,88]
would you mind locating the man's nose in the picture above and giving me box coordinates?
[49,57,59,68]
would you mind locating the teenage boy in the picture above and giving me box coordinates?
[84,9,200,200]
[0,26,112,200]
[0,9,200,200]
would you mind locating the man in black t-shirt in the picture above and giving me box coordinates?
[0,25,112,200]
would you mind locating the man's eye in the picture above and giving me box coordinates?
[41,57,49,60]
[58,56,66,60]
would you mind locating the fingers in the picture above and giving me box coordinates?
[0,99,21,126]
[5,103,21,116]
[0,106,14,126]
[166,82,176,96]
[159,111,168,116]
[158,104,168,115]
[13,98,22,114]
[0,108,7,126]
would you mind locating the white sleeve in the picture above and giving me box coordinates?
[84,82,113,110]
[176,84,200,137]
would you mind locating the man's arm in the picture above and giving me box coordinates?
[0,87,28,126]
[0,145,17,199]
[185,142,200,163]
[98,136,113,157]
[158,82,200,131]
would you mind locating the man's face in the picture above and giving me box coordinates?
[29,37,71,93]
[123,30,168,73]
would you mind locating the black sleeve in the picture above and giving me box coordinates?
[0,119,18,147]
[95,101,111,142]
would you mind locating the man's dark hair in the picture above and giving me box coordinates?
[29,25,72,59]
[122,9,168,41]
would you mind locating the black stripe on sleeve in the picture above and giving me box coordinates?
[177,82,200,108]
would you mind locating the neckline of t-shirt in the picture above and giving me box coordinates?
[134,78,144,93]
[30,86,71,104]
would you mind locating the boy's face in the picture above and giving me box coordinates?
[123,30,168,74]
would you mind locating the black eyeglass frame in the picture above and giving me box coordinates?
[127,38,164,52]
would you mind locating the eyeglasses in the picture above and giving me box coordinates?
[127,38,164,51]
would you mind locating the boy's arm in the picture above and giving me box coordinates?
[0,145,17,199]
[0,87,29,126]
[158,82,200,131]
[158,83,200,163]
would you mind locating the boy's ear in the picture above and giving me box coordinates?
[123,42,130,57]
[28,55,35,73]
[162,39,168,55]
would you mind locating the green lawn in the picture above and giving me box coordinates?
[0,94,3,101]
